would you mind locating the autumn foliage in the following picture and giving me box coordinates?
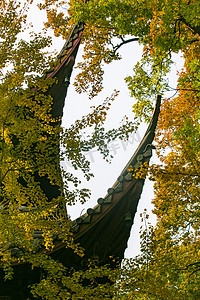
[0,0,200,299]
[42,0,200,298]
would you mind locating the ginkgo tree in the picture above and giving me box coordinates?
[1,0,200,298]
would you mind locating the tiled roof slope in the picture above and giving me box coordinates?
[45,22,84,120]
[53,96,161,263]
[46,22,84,79]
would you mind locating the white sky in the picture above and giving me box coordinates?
[28,2,184,258]
[62,44,184,258]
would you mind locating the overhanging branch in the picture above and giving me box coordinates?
[113,37,139,53]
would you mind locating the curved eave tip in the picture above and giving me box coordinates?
[148,94,161,134]
[119,95,161,177]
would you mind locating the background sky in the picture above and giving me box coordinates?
[62,43,184,258]
[29,2,184,258]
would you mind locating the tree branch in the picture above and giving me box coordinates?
[178,16,200,36]
[113,37,139,53]
[168,86,200,93]
[176,261,200,277]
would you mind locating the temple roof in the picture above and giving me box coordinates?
[0,11,162,300]
[1,19,161,266]
[13,94,161,268]
[52,95,161,264]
